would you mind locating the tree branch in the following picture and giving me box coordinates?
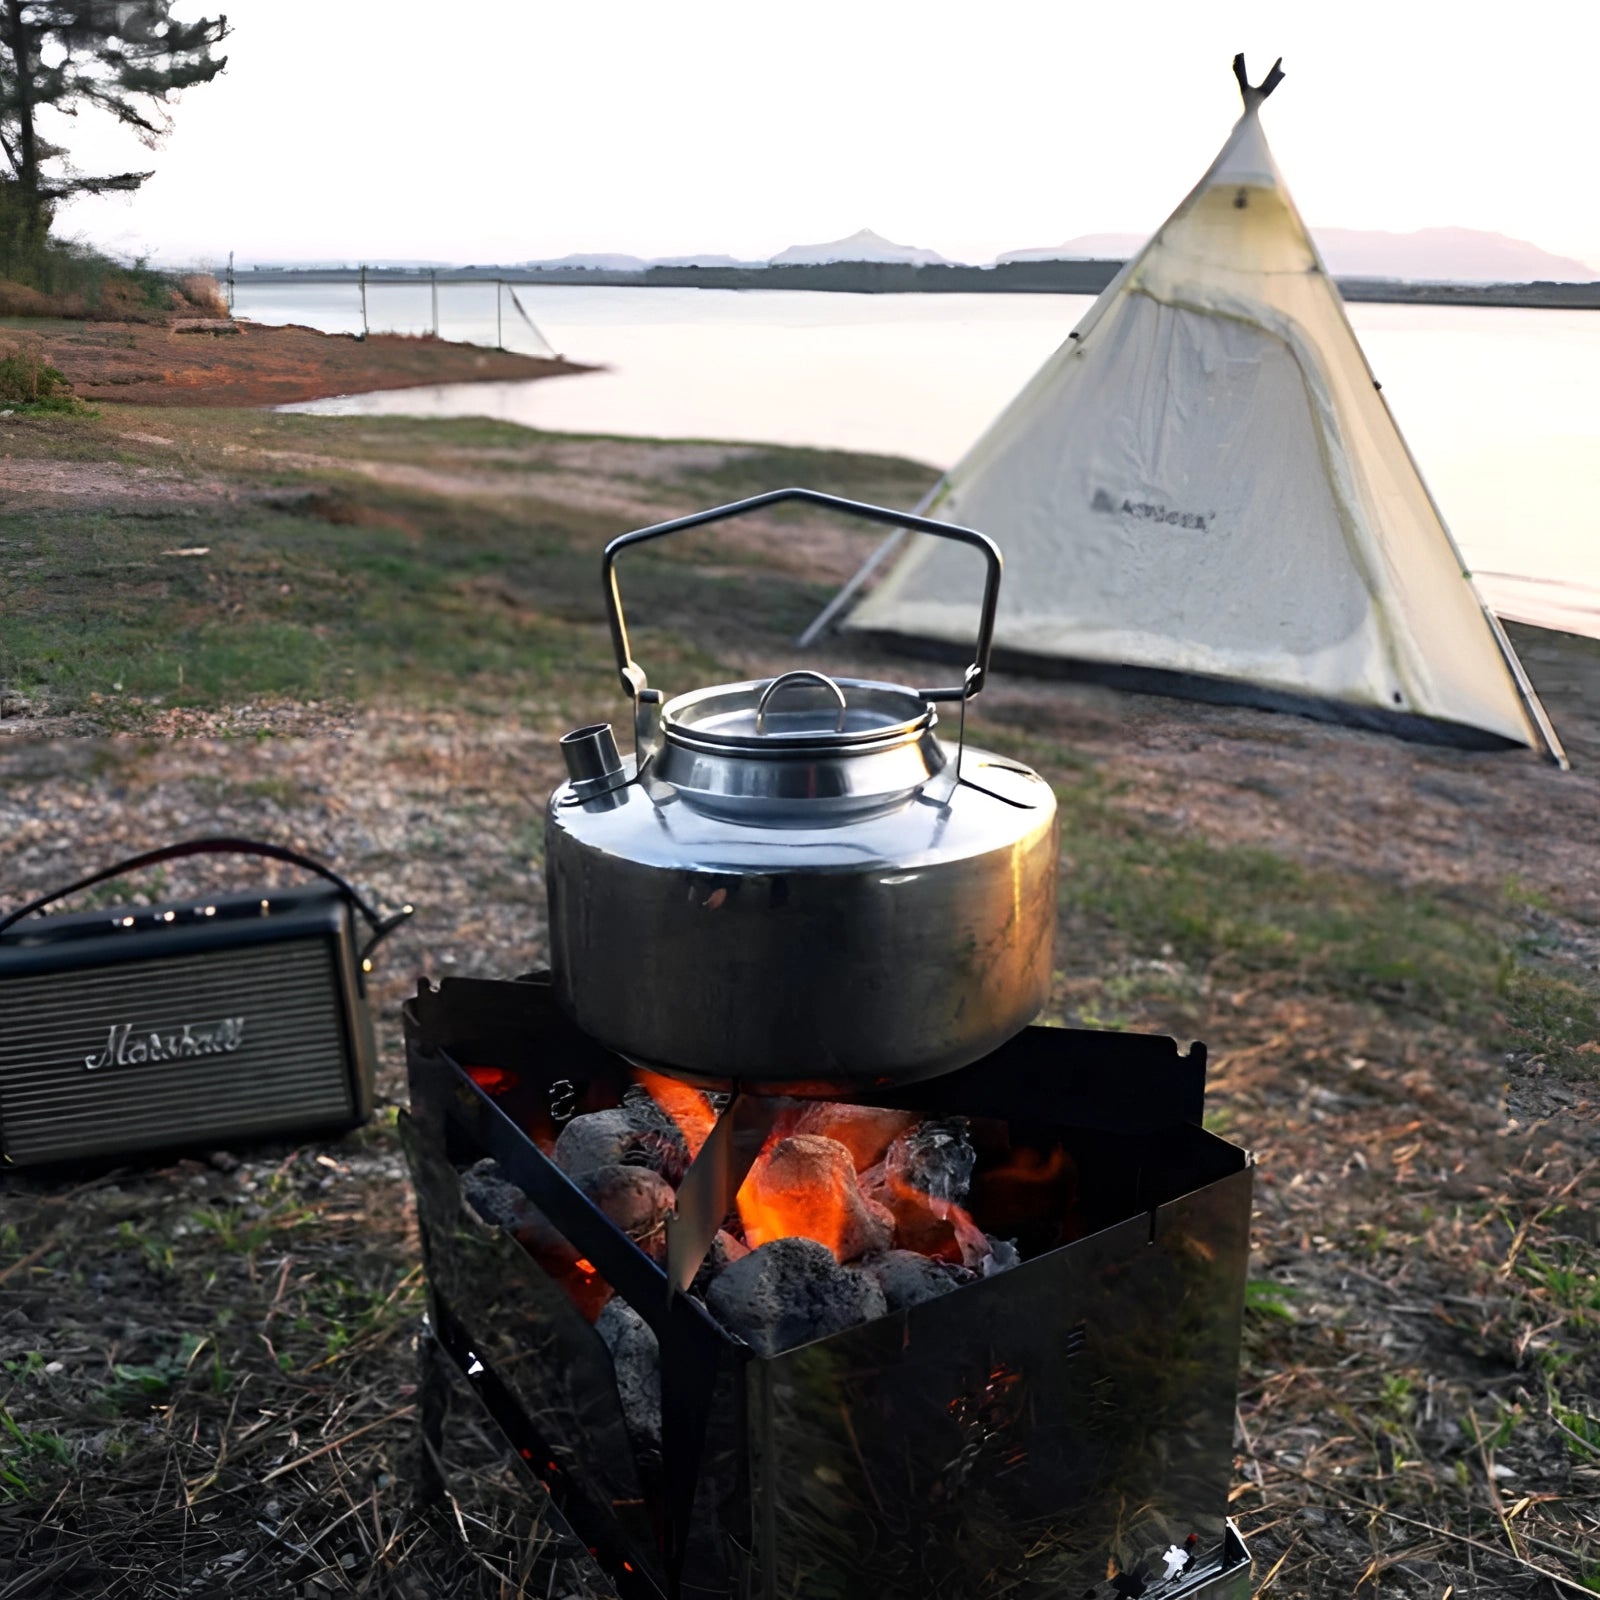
[0,1,229,234]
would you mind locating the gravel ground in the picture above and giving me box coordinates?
[1,660,1595,1596]
[1,401,1597,1596]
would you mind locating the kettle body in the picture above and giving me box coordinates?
[544,489,1060,1093]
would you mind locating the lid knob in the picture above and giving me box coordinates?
[755,670,849,735]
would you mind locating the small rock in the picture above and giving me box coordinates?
[706,1237,887,1356]
[741,1135,893,1262]
[460,1158,578,1271]
[690,1229,750,1295]
[460,1159,535,1232]
[788,1103,917,1171]
[554,1106,690,1186]
[982,1236,1021,1275]
[595,1297,661,1451]
[860,1249,961,1310]
[575,1164,674,1262]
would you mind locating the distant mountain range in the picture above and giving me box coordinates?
[768,228,951,268]
[284,225,1596,286]
[999,226,1598,283]
[519,231,952,273]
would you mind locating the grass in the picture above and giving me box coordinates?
[2,483,613,712]
[674,441,936,504]
[0,222,216,320]
[1005,754,1600,1080]
[0,350,92,415]
[1056,784,1497,1018]
[4,399,1593,1080]
[1498,965,1600,1073]
[0,1125,537,1593]
[0,408,931,722]
[1,399,1595,1596]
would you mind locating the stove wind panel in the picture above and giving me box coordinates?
[401,975,1253,1600]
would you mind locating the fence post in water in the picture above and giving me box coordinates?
[359,264,368,337]
[431,270,439,337]
[496,280,503,350]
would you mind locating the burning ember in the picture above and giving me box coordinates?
[460,1076,1061,1452]
[633,1073,1009,1282]
[461,1068,1061,1373]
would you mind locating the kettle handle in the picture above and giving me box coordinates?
[601,487,1003,705]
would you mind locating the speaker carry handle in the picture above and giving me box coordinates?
[0,837,415,970]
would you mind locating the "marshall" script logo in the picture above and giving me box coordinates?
[85,1017,246,1071]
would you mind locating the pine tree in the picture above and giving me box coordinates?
[0,1,229,253]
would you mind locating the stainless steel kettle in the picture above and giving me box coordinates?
[545,488,1059,1093]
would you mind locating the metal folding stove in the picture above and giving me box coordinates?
[401,974,1253,1600]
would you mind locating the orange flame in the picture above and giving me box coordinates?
[735,1134,892,1262]
[635,1067,717,1157]
[637,1080,1014,1269]
[872,1162,990,1268]
[969,1142,1077,1243]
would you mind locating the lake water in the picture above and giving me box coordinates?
[236,281,1600,640]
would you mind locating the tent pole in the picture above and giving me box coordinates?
[796,528,906,648]
[795,481,941,649]
[1480,606,1570,770]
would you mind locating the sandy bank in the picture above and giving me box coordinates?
[0,315,591,407]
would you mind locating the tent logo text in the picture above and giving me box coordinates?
[1092,488,1213,532]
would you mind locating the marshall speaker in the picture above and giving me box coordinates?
[0,838,413,1167]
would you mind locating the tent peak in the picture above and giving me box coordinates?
[1232,53,1285,111]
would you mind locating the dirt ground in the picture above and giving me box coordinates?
[1,408,1597,1597]
[0,316,588,406]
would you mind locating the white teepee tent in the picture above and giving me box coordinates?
[826,58,1564,762]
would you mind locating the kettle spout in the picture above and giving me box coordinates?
[560,723,627,799]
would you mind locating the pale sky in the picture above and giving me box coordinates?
[49,0,1600,270]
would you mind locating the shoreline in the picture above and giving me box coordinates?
[234,260,1600,311]
[0,315,591,407]
[5,309,1594,645]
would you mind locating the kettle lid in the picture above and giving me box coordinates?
[654,670,945,819]
[663,670,933,756]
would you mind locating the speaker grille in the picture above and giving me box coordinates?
[0,939,355,1163]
